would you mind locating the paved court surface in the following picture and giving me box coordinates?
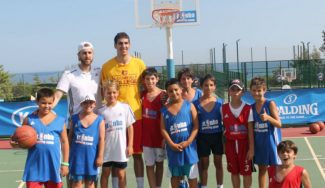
[1,128,325,187]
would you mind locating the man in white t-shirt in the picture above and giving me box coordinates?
[53,42,101,188]
[54,41,101,123]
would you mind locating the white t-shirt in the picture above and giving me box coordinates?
[56,65,101,118]
[98,102,136,162]
[221,101,253,122]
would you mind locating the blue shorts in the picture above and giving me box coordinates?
[168,164,198,179]
[70,174,97,182]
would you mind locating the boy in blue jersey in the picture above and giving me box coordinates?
[193,74,224,188]
[250,77,282,188]
[178,68,202,102]
[160,78,199,188]
[68,94,105,188]
[11,88,69,188]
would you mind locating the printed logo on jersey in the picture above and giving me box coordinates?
[224,114,229,119]
[229,124,247,135]
[169,122,188,135]
[75,134,94,146]
[37,133,55,145]
[143,108,158,119]
[201,119,219,130]
[254,122,268,132]
[112,74,138,86]
[105,120,123,132]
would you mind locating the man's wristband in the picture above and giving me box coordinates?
[61,162,69,166]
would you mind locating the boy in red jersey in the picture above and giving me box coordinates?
[141,67,167,188]
[268,140,311,188]
[222,79,254,188]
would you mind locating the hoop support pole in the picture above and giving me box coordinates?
[167,58,175,79]
[166,26,175,79]
[166,26,173,59]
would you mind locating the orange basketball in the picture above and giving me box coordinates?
[12,126,37,148]
[309,123,320,134]
[317,121,324,131]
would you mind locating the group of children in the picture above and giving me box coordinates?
[12,67,312,188]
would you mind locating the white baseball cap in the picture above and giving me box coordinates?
[78,41,94,53]
[80,94,96,104]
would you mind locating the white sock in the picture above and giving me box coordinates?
[217,185,224,188]
[136,177,144,188]
[201,186,207,188]
[112,177,118,188]
[156,187,161,188]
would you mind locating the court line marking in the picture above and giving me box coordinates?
[0,169,23,173]
[304,137,325,181]
[284,135,325,139]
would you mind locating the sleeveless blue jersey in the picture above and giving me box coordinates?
[161,101,199,167]
[193,98,223,134]
[252,100,282,165]
[23,114,65,183]
[69,114,103,176]
[190,88,202,102]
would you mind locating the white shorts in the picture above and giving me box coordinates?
[143,146,166,166]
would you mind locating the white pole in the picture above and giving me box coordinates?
[166,26,173,59]
[166,26,175,78]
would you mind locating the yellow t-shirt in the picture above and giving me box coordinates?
[101,57,146,120]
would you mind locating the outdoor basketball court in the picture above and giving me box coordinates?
[1,127,324,187]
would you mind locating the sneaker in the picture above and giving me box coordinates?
[179,180,189,188]
[197,182,202,188]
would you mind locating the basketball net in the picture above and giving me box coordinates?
[287,77,293,83]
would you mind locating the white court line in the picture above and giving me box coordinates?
[0,169,23,173]
[296,157,325,161]
[304,137,325,181]
[284,135,325,139]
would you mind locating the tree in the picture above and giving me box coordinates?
[0,65,13,99]
[12,81,33,98]
[33,74,42,85]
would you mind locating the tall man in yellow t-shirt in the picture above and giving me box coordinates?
[101,32,146,188]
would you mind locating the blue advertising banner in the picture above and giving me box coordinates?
[0,99,67,136]
[242,88,325,125]
[1,89,324,136]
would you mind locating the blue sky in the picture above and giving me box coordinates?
[1,0,325,73]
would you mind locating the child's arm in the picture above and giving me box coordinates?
[247,121,254,161]
[96,119,105,167]
[160,90,168,106]
[160,114,183,152]
[60,124,69,177]
[180,104,199,148]
[126,124,134,157]
[301,169,312,188]
[260,101,281,128]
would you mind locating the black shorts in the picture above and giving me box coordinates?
[197,132,224,158]
[103,161,128,169]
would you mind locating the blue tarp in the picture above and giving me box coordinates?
[242,88,325,125]
[0,99,67,136]
[1,88,325,136]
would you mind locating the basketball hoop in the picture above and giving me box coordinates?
[286,77,293,83]
[152,8,180,27]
